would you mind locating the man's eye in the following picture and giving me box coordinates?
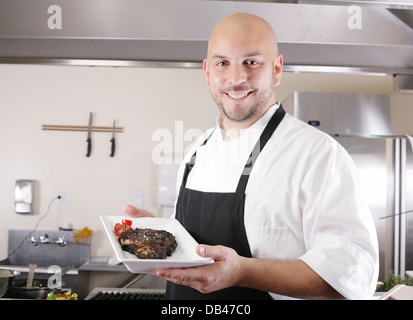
[246,60,259,65]
[217,61,228,67]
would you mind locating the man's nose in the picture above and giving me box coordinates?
[227,65,247,85]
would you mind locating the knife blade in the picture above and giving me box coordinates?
[110,119,116,157]
[86,112,93,157]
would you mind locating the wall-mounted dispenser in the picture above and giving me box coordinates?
[15,180,34,214]
[157,164,179,218]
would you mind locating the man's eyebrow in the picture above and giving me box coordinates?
[244,52,263,58]
[211,54,228,60]
[211,53,264,60]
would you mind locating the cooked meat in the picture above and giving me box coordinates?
[118,228,177,259]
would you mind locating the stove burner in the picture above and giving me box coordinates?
[85,287,165,300]
[90,291,164,300]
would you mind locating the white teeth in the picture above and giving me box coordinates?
[227,92,250,99]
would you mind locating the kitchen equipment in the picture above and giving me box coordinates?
[26,263,36,288]
[110,119,116,157]
[379,285,413,300]
[42,124,123,133]
[15,180,34,214]
[30,233,67,247]
[157,163,180,217]
[0,270,20,297]
[85,287,165,300]
[2,229,91,297]
[1,1,413,79]
[7,229,90,267]
[6,279,67,299]
[86,112,93,157]
[6,264,73,299]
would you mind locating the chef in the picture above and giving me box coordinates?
[124,12,379,300]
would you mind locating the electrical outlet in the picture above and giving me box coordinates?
[133,191,144,207]
[54,192,71,202]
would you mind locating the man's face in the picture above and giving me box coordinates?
[204,26,282,125]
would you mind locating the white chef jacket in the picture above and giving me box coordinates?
[173,102,379,300]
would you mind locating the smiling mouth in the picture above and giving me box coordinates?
[225,91,253,100]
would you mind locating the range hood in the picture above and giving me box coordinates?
[0,0,412,76]
[283,91,413,137]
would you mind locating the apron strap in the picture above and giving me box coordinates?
[181,130,214,187]
[236,105,286,194]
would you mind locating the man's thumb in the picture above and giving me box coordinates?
[196,244,225,261]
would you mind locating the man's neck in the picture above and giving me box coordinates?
[219,116,257,140]
[218,102,278,140]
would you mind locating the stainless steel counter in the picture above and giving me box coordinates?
[77,256,166,300]
[0,265,78,275]
[1,256,166,299]
[78,256,128,272]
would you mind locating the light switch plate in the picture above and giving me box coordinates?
[133,191,144,207]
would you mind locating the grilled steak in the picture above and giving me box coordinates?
[118,228,177,259]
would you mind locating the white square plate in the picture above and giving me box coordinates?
[100,216,214,273]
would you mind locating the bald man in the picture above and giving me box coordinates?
[205,13,281,132]
[125,13,379,300]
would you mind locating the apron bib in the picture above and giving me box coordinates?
[166,106,286,300]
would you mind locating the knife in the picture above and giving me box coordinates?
[86,112,93,157]
[110,119,116,157]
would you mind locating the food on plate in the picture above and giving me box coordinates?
[112,219,178,259]
[118,228,177,259]
[44,291,78,300]
[114,219,133,237]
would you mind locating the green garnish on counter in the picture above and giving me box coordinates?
[377,271,412,292]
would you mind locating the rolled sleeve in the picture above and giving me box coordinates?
[299,234,377,299]
[299,139,379,299]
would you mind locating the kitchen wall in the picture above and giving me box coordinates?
[0,63,396,259]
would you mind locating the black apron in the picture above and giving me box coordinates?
[166,105,286,300]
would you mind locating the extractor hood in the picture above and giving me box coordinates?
[283,91,413,137]
[0,0,412,76]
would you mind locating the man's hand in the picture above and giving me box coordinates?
[156,244,344,299]
[155,244,244,293]
[122,204,155,218]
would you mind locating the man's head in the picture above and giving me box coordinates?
[204,13,283,129]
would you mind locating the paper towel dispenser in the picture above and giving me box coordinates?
[157,164,180,218]
[15,180,34,214]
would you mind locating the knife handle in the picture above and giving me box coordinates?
[110,138,115,157]
[86,138,91,157]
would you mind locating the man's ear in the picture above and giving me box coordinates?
[274,54,283,87]
[203,58,210,89]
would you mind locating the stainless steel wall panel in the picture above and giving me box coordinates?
[283,92,413,137]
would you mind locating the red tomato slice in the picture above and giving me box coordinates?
[114,223,125,237]
[122,219,132,226]
[114,220,133,237]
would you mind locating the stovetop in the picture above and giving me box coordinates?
[85,287,165,300]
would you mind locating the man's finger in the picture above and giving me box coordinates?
[196,244,226,261]
[122,204,154,217]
